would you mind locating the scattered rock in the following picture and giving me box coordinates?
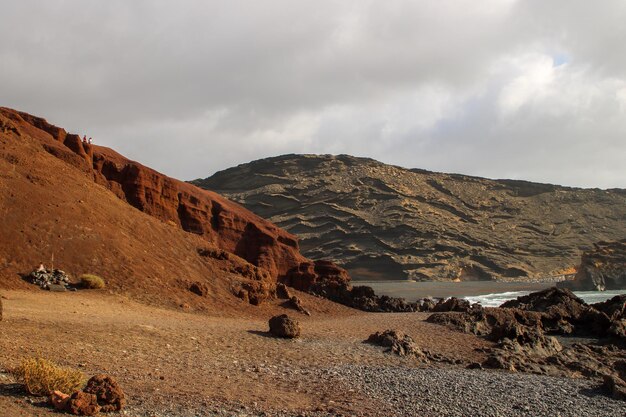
[84,374,126,412]
[366,330,427,360]
[268,314,301,339]
[66,391,101,416]
[25,268,71,290]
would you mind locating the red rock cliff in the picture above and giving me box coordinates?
[1,108,349,289]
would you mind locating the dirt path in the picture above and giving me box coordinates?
[0,290,489,416]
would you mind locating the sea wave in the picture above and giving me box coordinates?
[465,290,623,307]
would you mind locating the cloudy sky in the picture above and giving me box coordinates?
[2,1,625,188]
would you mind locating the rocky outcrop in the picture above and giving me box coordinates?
[268,314,301,338]
[309,282,417,312]
[427,287,626,399]
[500,287,613,337]
[193,154,626,282]
[560,240,626,291]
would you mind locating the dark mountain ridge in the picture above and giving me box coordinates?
[193,153,626,282]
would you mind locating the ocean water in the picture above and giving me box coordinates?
[465,290,623,307]
[359,280,624,307]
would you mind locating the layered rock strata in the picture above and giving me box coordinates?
[194,154,626,281]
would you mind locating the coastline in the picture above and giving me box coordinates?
[359,280,555,300]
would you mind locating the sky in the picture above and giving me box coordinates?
[1,0,625,188]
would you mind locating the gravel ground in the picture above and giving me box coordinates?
[326,365,626,417]
[120,365,625,417]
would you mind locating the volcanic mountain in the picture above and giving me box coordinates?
[0,109,348,312]
[193,154,626,282]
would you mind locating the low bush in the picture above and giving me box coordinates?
[80,274,105,289]
[13,357,85,396]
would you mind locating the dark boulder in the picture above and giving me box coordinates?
[268,314,301,338]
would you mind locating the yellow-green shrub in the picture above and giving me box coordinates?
[12,357,85,396]
[80,274,105,289]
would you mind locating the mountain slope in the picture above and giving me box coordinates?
[193,154,626,281]
[0,109,348,312]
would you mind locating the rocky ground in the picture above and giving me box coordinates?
[1,290,624,416]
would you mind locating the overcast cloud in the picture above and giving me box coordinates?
[1,0,625,188]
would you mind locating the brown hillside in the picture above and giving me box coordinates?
[0,108,348,313]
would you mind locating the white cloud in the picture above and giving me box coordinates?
[0,0,625,188]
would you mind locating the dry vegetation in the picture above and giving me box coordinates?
[12,357,85,396]
[80,274,106,289]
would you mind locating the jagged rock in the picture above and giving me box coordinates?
[66,391,101,416]
[268,314,301,339]
[560,240,626,291]
[366,330,427,360]
[592,295,626,320]
[84,374,126,412]
[432,297,472,312]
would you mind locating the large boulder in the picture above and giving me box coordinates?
[268,314,301,339]
[84,374,126,412]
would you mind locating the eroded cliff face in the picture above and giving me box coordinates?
[0,108,348,294]
[561,240,626,291]
[193,154,626,282]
